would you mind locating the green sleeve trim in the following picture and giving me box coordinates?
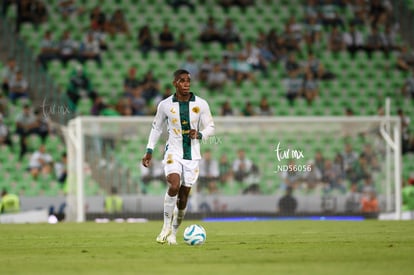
[146,148,153,154]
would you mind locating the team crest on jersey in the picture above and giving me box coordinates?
[170,107,176,114]
[192,106,200,113]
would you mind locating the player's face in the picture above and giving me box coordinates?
[173,74,191,96]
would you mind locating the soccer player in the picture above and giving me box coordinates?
[142,69,215,245]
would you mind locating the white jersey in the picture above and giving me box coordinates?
[146,93,215,160]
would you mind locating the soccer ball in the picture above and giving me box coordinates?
[183,224,206,245]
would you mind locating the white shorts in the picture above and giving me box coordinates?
[163,154,200,187]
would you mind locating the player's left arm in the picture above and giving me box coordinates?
[199,101,215,139]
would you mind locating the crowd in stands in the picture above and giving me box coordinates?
[0,0,413,201]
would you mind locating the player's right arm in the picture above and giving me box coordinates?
[142,102,166,167]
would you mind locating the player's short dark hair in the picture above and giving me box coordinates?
[173,69,190,79]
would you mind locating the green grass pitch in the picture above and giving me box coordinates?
[1,220,413,275]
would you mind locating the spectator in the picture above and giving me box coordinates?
[140,157,164,192]
[284,52,301,76]
[218,0,253,13]
[153,84,173,107]
[66,65,95,107]
[232,149,253,184]
[221,100,234,116]
[342,143,359,179]
[397,108,411,154]
[382,24,400,54]
[361,190,379,213]
[8,70,29,104]
[281,22,300,53]
[206,63,227,92]
[241,101,255,116]
[241,40,268,77]
[219,153,233,184]
[232,53,255,86]
[343,23,365,58]
[258,96,272,116]
[303,15,323,49]
[365,26,386,59]
[28,144,53,180]
[303,70,318,105]
[396,45,414,72]
[167,0,195,12]
[16,0,47,33]
[285,70,303,106]
[266,28,285,61]
[304,51,326,80]
[313,150,326,175]
[123,67,141,95]
[318,0,344,28]
[58,0,83,19]
[349,154,371,184]
[115,97,133,116]
[89,23,108,51]
[79,32,102,66]
[141,70,161,103]
[15,104,38,159]
[130,86,147,116]
[368,0,389,28]
[157,23,176,53]
[280,159,301,190]
[199,16,221,44]
[0,113,12,149]
[34,109,50,143]
[90,6,108,33]
[108,9,129,36]
[345,182,362,213]
[37,30,58,69]
[278,186,297,215]
[402,176,414,211]
[0,90,8,117]
[1,57,18,95]
[54,152,67,186]
[180,54,200,80]
[57,30,79,66]
[175,32,190,55]
[219,55,234,80]
[0,188,20,213]
[220,18,241,47]
[328,25,345,53]
[302,160,322,191]
[401,69,414,100]
[104,187,123,214]
[137,25,153,57]
[199,55,213,83]
[322,159,346,193]
[198,149,220,194]
[350,8,367,28]
[90,95,107,116]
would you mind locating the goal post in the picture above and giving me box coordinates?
[63,115,402,222]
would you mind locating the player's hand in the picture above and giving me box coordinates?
[142,153,152,168]
[189,129,198,139]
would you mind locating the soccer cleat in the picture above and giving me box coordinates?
[156,228,171,244]
[167,233,177,245]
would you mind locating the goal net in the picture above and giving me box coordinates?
[63,115,402,222]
